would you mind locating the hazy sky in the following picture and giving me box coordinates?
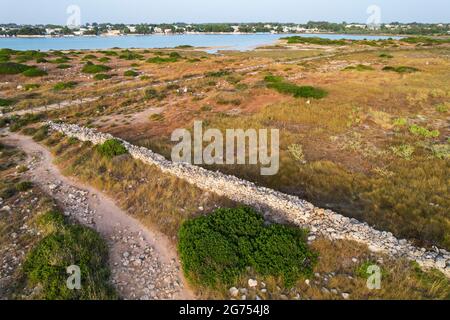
[1,0,449,24]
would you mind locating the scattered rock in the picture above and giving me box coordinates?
[248,279,258,288]
[342,293,350,300]
[229,287,239,297]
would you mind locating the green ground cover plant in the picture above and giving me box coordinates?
[96,139,128,158]
[23,210,117,300]
[82,62,111,74]
[264,75,327,99]
[178,207,317,288]
[0,62,31,74]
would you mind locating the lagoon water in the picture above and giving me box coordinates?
[0,33,400,53]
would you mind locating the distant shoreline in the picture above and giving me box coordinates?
[0,31,405,39]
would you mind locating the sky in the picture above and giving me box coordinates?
[1,0,449,24]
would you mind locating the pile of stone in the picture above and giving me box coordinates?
[47,121,450,277]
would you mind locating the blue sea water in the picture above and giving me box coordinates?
[0,33,400,53]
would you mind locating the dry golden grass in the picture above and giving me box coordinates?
[195,238,449,300]
[44,134,234,240]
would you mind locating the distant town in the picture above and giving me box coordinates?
[1,22,449,37]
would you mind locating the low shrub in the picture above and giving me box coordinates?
[206,70,230,77]
[288,144,306,164]
[22,68,48,77]
[178,207,317,288]
[0,62,31,74]
[9,113,44,132]
[391,144,415,160]
[56,64,71,69]
[82,63,111,74]
[82,54,97,61]
[0,98,15,107]
[429,144,450,160]
[0,54,10,62]
[15,181,33,192]
[23,210,117,300]
[344,64,374,71]
[24,83,41,90]
[409,125,440,138]
[435,103,448,113]
[200,105,213,112]
[119,51,143,60]
[169,52,182,58]
[144,88,166,100]
[94,73,112,81]
[53,81,78,91]
[124,70,139,77]
[393,117,408,127]
[379,53,394,58]
[265,74,327,99]
[96,139,128,158]
[53,57,71,64]
[147,56,178,64]
[383,66,419,74]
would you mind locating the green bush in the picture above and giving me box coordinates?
[0,62,32,74]
[379,53,394,58]
[119,51,143,60]
[24,83,40,90]
[57,64,71,69]
[391,144,415,160]
[178,207,317,288]
[344,64,374,71]
[144,88,166,100]
[269,82,327,99]
[94,73,112,81]
[0,54,10,62]
[435,104,448,113]
[383,66,419,73]
[265,75,327,99]
[96,139,128,158]
[409,125,440,138]
[15,55,33,63]
[82,54,97,61]
[53,57,71,64]
[147,56,178,64]
[23,210,117,300]
[82,63,111,74]
[15,181,33,192]
[206,70,230,77]
[124,70,139,77]
[9,113,44,132]
[22,68,48,77]
[53,81,78,91]
[0,98,15,107]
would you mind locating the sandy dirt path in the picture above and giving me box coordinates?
[1,131,195,300]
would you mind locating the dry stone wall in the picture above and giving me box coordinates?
[48,121,450,277]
